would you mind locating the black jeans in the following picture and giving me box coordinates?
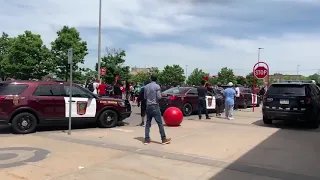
[197,97,209,118]
[216,98,224,114]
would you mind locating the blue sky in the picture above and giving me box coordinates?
[1,0,320,76]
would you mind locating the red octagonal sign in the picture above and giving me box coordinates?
[254,66,268,79]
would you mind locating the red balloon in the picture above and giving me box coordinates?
[163,107,183,126]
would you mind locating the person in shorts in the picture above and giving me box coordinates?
[137,80,150,126]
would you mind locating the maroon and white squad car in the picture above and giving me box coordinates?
[0,80,131,134]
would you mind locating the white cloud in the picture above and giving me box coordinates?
[1,0,320,76]
[126,33,320,76]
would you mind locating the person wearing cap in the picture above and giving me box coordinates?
[224,82,236,120]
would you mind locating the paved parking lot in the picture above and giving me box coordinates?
[1,107,320,180]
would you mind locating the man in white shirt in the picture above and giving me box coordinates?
[234,84,240,110]
[93,79,99,94]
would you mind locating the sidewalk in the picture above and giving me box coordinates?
[1,110,320,180]
[38,116,320,179]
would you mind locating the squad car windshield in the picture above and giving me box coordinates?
[163,87,189,94]
[267,84,306,96]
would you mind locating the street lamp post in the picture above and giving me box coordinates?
[97,0,102,80]
[297,65,300,76]
[258,48,264,62]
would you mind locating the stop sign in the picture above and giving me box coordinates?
[254,66,268,79]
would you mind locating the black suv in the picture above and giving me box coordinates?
[262,81,320,128]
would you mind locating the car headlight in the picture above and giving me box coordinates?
[118,101,125,107]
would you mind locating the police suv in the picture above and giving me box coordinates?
[262,81,320,128]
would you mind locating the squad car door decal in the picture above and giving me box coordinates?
[206,96,216,109]
[64,97,97,118]
[251,93,258,105]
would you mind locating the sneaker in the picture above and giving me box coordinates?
[199,116,202,120]
[206,117,211,119]
[228,117,234,120]
[139,123,145,127]
[143,139,151,145]
[162,138,171,145]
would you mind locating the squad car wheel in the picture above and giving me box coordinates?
[11,112,37,134]
[99,109,118,128]
[263,116,272,125]
[182,103,193,116]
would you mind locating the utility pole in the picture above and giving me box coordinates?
[317,69,320,84]
[97,0,102,80]
[258,48,264,62]
[297,65,300,76]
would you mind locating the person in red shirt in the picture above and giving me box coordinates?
[98,80,107,96]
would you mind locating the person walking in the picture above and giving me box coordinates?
[197,80,210,120]
[215,82,224,116]
[224,82,236,120]
[137,80,150,126]
[144,75,171,145]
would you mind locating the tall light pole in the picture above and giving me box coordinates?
[297,65,300,76]
[97,0,102,80]
[258,48,264,62]
[185,65,188,84]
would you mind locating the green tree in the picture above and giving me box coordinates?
[97,48,130,84]
[3,31,53,80]
[236,76,247,85]
[51,26,88,81]
[245,72,264,87]
[130,71,149,84]
[186,68,207,85]
[208,77,218,85]
[308,73,320,83]
[158,65,185,85]
[217,67,236,85]
[0,32,12,80]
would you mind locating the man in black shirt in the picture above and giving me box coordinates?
[197,80,210,120]
[137,80,150,126]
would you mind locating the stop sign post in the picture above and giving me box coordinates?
[252,62,269,112]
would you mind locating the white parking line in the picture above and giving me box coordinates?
[110,128,134,133]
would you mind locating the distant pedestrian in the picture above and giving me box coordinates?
[215,82,224,116]
[97,80,107,96]
[224,82,236,120]
[144,74,171,145]
[234,84,240,110]
[197,80,210,120]
[137,80,150,126]
[93,79,99,94]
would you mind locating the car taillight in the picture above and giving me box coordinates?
[169,95,177,101]
[306,97,311,104]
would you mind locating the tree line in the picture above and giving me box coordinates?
[1,26,319,86]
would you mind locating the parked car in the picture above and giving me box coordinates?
[0,80,131,134]
[262,81,320,128]
[159,87,215,116]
